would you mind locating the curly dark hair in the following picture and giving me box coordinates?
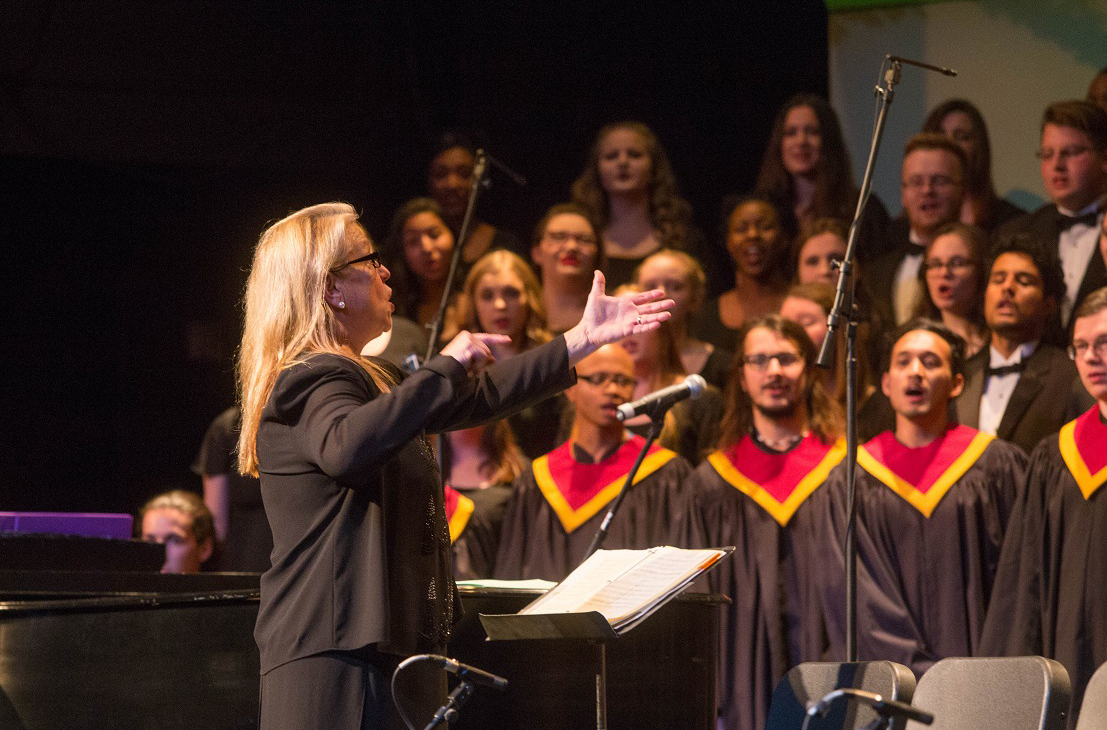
[570,122,695,251]
[988,235,1067,304]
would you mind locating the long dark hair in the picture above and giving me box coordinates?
[718,315,844,449]
[570,121,695,251]
[755,94,857,223]
[382,197,454,322]
[922,99,995,198]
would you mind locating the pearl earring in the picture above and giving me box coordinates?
[337,301,345,309]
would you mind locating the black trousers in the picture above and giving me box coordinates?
[260,647,447,730]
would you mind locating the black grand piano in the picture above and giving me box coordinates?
[0,534,721,729]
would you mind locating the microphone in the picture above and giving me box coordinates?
[887,54,957,77]
[807,688,933,725]
[616,374,706,421]
[476,148,528,187]
[429,655,509,691]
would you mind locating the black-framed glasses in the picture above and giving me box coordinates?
[902,175,960,191]
[545,230,598,246]
[742,352,801,370]
[578,372,636,388]
[924,256,974,273]
[1035,146,1091,163]
[333,251,381,272]
[1068,335,1107,361]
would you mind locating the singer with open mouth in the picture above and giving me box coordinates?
[235,202,672,730]
[493,342,693,583]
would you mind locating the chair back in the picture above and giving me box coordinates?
[765,661,916,730]
[1076,660,1107,730]
[907,656,1071,730]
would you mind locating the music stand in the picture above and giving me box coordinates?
[480,611,619,730]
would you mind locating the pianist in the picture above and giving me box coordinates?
[139,489,215,574]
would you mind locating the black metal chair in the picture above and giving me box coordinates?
[1076,660,1107,730]
[765,661,917,730]
[906,656,1071,730]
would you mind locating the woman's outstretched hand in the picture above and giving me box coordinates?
[564,270,673,365]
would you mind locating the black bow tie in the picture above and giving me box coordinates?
[1055,209,1100,232]
[986,362,1024,378]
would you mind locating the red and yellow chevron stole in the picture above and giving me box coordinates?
[444,485,475,543]
[1058,407,1107,500]
[857,424,992,518]
[707,434,846,526]
[532,436,677,533]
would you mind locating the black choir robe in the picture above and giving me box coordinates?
[493,436,691,581]
[445,483,513,580]
[981,407,1107,727]
[816,425,1026,676]
[687,433,846,730]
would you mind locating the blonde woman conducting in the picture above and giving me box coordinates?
[236,202,671,730]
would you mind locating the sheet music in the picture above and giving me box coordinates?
[457,578,557,591]
[574,550,713,622]
[520,549,649,615]
[520,546,727,625]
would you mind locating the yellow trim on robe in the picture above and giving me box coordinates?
[531,447,678,533]
[1058,420,1107,500]
[706,438,847,526]
[857,432,994,518]
[447,493,475,543]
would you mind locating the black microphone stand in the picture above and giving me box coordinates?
[803,688,934,730]
[583,413,666,561]
[817,56,901,662]
[421,148,527,364]
[424,150,489,363]
[423,679,475,730]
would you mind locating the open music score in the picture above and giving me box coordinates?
[517,546,731,634]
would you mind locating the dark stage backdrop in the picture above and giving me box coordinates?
[1,1,828,514]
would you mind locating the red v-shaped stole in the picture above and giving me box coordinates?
[1058,407,1107,500]
[444,485,474,543]
[532,436,677,533]
[707,434,845,526]
[857,424,993,518]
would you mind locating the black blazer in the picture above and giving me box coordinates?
[863,217,919,328]
[954,344,1094,455]
[253,337,575,673]
[995,204,1107,345]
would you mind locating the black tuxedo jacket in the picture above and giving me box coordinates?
[954,344,1094,455]
[863,217,915,327]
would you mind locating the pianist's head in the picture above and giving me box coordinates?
[139,490,215,574]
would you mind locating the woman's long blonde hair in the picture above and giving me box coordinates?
[237,202,393,475]
[454,250,552,350]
